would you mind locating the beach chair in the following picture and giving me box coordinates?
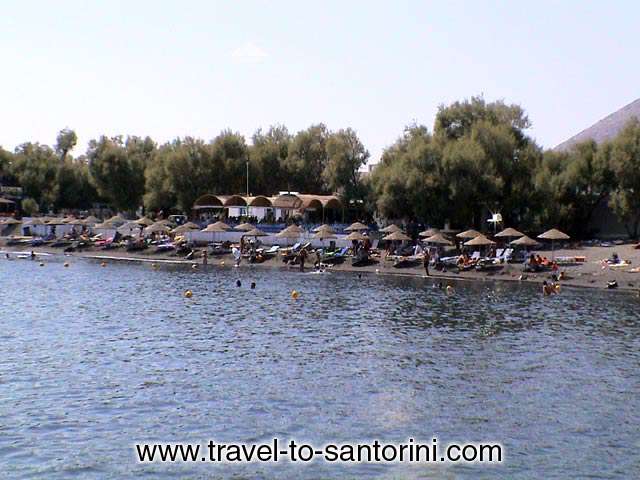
[322,246,349,265]
[279,242,301,255]
[501,248,514,262]
[392,256,422,268]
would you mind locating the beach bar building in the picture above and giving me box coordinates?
[192,192,343,223]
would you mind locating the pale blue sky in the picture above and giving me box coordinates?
[1,0,638,163]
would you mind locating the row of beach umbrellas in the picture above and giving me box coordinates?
[378,223,570,257]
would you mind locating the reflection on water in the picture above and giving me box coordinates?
[0,257,639,479]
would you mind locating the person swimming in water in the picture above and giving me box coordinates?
[542,280,556,296]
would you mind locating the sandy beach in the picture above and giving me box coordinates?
[3,240,640,294]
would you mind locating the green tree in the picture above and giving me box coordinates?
[249,125,291,195]
[434,95,530,142]
[371,125,448,224]
[162,138,218,212]
[143,144,176,212]
[535,140,614,236]
[285,124,330,192]
[0,146,16,185]
[609,118,640,238]
[55,128,78,161]
[211,130,249,194]
[11,142,59,211]
[434,98,541,228]
[323,128,369,201]
[55,157,98,210]
[21,197,39,216]
[87,136,148,212]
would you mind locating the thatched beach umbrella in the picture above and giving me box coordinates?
[276,228,300,238]
[380,224,401,233]
[244,228,268,238]
[383,231,411,242]
[235,222,255,232]
[495,227,524,238]
[1,217,22,225]
[464,234,495,247]
[84,215,100,225]
[345,231,367,242]
[313,224,336,234]
[457,229,482,239]
[69,218,87,226]
[46,217,66,225]
[172,222,200,235]
[424,233,453,245]
[282,224,304,234]
[538,228,570,241]
[106,214,126,225]
[312,229,335,239]
[312,229,336,248]
[510,235,539,247]
[537,228,570,260]
[134,216,154,226]
[145,222,171,235]
[202,224,227,233]
[419,227,441,237]
[208,220,231,231]
[117,222,140,235]
[23,218,45,226]
[510,235,540,256]
[276,226,301,246]
[345,222,368,232]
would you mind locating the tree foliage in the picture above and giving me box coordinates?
[11,142,59,211]
[608,118,640,237]
[372,98,542,229]
[3,105,640,239]
[55,128,78,161]
[21,197,39,216]
[87,136,149,212]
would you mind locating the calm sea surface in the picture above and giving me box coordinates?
[1,255,639,479]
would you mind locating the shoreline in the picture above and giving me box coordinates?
[3,243,639,295]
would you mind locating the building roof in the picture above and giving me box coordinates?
[193,193,342,211]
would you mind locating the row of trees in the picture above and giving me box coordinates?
[2,97,640,237]
[0,125,369,216]
[370,97,640,238]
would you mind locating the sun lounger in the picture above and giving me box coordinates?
[265,245,280,254]
[321,246,349,265]
[280,242,301,255]
[393,256,421,268]
[155,243,175,253]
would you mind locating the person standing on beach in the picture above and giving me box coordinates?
[423,249,430,276]
[202,250,208,266]
[298,248,307,272]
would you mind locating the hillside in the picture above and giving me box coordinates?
[555,97,640,151]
